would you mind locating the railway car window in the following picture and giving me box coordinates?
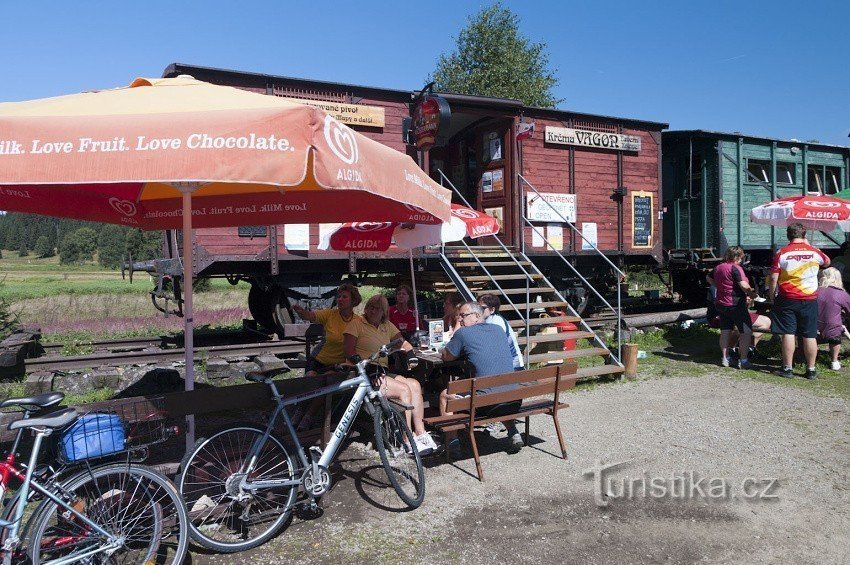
[776,162,796,185]
[826,167,841,193]
[746,160,771,183]
[807,166,823,193]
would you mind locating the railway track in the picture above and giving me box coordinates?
[28,307,707,374]
[28,339,306,372]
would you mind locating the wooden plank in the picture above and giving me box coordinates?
[463,274,543,282]
[526,347,610,364]
[494,287,557,295]
[508,316,581,328]
[0,373,351,443]
[445,378,577,413]
[454,261,532,268]
[575,365,625,379]
[517,331,595,346]
[447,366,563,394]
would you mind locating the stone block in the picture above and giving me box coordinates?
[254,355,287,373]
[91,367,120,390]
[24,372,53,395]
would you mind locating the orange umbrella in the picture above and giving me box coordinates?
[0,76,451,407]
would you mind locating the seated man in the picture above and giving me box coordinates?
[440,301,524,457]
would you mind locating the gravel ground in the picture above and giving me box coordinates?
[191,371,850,564]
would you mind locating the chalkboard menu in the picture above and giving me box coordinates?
[631,192,653,248]
[238,226,268,238]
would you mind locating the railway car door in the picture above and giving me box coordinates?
[427,117,515,247]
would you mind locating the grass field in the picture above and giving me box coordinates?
[1,250,251,340]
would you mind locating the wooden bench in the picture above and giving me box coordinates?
[423,364,577,481]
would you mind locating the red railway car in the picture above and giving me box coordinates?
[155,63,666,333]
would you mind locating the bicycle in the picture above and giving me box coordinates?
[0,392,189,564]
[178,339,426,553]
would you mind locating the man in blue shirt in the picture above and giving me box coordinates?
[441,301,524,457]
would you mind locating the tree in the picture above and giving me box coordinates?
[98,225,127,269]
[59,227,98,265]
[430,3,560,108]
[18,240,28,258]
[34,236,54,258]
[0,279,16,338]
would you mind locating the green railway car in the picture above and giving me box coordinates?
[662,130,850,302]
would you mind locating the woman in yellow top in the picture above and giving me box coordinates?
[292,283,362,375]
[344,295,438,455]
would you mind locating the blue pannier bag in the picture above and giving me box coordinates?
[60,413,125,462]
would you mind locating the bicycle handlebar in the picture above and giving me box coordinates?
[348,337,406,375]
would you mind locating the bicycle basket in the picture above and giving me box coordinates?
[58,397,174,463]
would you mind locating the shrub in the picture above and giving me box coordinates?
[34,236,54,258]
[60,228,98,265]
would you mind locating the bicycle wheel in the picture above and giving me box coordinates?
[372,399,425,508]
[27,462,188,565]
[178,426,298,553]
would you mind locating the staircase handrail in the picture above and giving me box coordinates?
[438,169,533,365]
[518,174,622,363]
[519,174,625,278]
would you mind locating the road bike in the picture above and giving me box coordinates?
[0,392,189,564]
[178,339,425,553]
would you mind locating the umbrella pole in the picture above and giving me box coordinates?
[409,250,420,329]
[180,188,195,451]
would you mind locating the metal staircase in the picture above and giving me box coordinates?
[438,245,623,380]
[436,170,625,381]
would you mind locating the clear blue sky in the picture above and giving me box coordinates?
[2,0,847,146]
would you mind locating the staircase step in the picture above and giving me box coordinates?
[464,274,544,282]
[575,365,625,379]
[454,261,532,268]
[507,301,569,310]
[517,331,596,346]
[508,316,581,328]
[526,347,610,364]
[494,287,557,295]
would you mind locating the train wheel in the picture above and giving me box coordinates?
[248,285,276,331]
[270,286,294,338]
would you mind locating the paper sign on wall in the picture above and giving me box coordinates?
[526,193,577,223]
[531,227,544,247]
[546,224,563,251]
[285,223,309,251]
[482,171,493,193]
[581,222,598,250]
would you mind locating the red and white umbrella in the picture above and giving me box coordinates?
[319,204,500,251]
[750,195,850,232]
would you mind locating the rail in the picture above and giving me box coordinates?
[518,174,623,364]
[438,170,534,366]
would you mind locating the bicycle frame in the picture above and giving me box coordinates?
[0,428,121,564]
[241,369,380,492]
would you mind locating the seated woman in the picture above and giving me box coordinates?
[291,283,362,431]
[388,283,423,339]
[292,283,362,375]
[817,267,850,370]
[344,295,438,455]
[442,292,464,342]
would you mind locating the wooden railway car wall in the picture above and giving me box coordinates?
[159,63,665,333]
[662,130,850,303]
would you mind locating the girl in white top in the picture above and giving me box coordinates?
[478,293,523,370]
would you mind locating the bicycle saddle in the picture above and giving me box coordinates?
[8,407,77,431]
[0,391,65,411]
